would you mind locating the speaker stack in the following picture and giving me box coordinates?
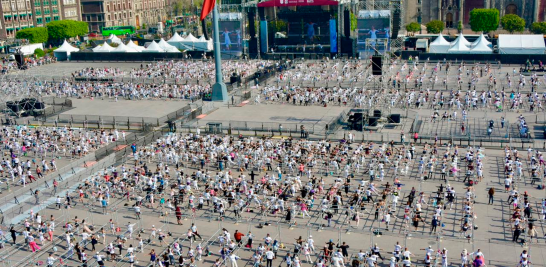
[14,53,25,69]
[391,9,401,39]
[368,117,379,127]
[372,56,382,76]
[388,114,401,123]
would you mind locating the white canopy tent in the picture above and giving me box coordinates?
[471,33,491,48]
[168,32,185,42]
[498,34,546,54]
[184,33,199,42]
[447,37,470,54]
[112,43,139,53]
[92,43,114,52]
[144,41,165,52]
[107,34,123,44]
[54,40,79,60]
[126,41,145,52]
[429,33,451,53]
[469,36,493,54]
[158,38,177,50]
[451,33,471,47]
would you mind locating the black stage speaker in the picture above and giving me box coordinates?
[388,114,401,123]
[373,109,382,118]
[372,56,382,76]
[341,37,356,57]
[368,117,379,127]
[258,7,265,20]
[249,38,258,56]
[14,53,24,69]
[344,9,350,37]
[353,112,363,131]
[391,9,401,39]
[248,10,256,38]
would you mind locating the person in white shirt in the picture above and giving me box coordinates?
[228,252,241,267]
[265,249,275,267]
[47,253,56,267]
[332,255,345,267]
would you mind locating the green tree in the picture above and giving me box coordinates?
[469,8,499,33]
[16,27,48,43]
[33,48,45,58]
[350,12,358,32]
[501,14,525,33]
[426,20,445,34]
[530,22,546,34]
[47,20,89,42]
[405,22,421,36]
[457,21,463,33]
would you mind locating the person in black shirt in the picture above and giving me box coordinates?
[337,242,350,258]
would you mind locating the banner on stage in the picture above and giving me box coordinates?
[260,21,268,53]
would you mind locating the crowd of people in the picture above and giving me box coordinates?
[12,127,543,267]
[72,68,125,78]
[261,60,546,114]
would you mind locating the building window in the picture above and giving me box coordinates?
[107,14,110,20]
[34,0,39,6]
[45,16,50,22]
[114,13,117,20]
[36,17,42,23]
[35,9,41,15]
[53,15,59,20]
[52,0,57,5]
[107,4,109,11]
[43,0,49,5]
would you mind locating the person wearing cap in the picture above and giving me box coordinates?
[440,248,448,267]
[46,253,56,267]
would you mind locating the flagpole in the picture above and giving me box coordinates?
[211,3,228,102]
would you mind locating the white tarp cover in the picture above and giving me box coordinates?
[92,43,113,52]
[112,43,138,53]
[144,41,165,52]
[450,33,471,47]
[165,46,181,53]
[471,33,491,47]
[469,36,493,54]
[20,43,44,55]
[126,41,145,52]
[429,33,451,53]
[447,36,470,54]
[168,32,185,42]
[498,34,546,54]
[168,34,212,51]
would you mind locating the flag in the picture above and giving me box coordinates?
[200,0,216,21]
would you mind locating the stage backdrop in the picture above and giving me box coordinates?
[356,10,391,52]
[260,20,269,53]
[217,13,243,54]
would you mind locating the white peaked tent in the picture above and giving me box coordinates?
[158,38,176,50]
[108,34,123,44]
[184,33,199,42]
[448,36,471,54]
[498,34,546,54]
[429,33,451,53]
[54,40,79,60]
[92,43,114,52]
[471,33,492,47]
[144,41,165,52]
[470,36,493,54]
[126,41,145,52]
[165,46,181,53]
[112,43,138,53]
[451,33,471,47]
[168,32,185,42]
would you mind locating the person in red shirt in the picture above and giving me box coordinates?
[234,230,244,245]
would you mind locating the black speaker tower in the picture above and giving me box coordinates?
[372,56,382,76]
[391,9,401,39]
[343,9,350,37]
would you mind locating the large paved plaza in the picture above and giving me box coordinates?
[0,59,546,267]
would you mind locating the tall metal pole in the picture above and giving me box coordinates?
[211,4,228,101]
